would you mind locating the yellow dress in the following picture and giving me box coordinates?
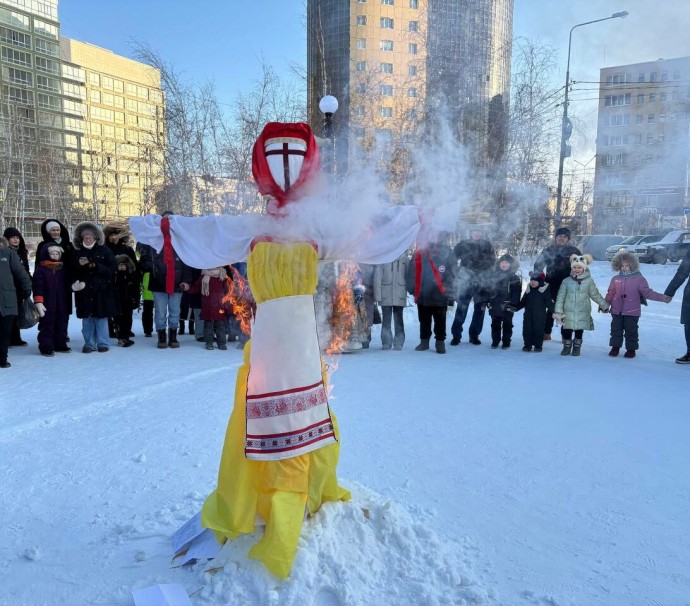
[201,241,350,579]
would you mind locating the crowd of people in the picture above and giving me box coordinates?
[2,220,690,368]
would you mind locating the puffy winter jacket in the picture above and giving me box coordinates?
[373,252,409,307]
[554,269,609,331]
[605,272,666,316]
[406,243,456,307]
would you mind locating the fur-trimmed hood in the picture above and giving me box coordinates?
[611,250,640,272]
[40,218,71,244]
[73,221,105,249]
[103,223,133,247]
[524,282,550,295]
[115,254,136,272]
[3,227,27,254]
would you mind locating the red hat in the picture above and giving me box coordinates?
[251,122,320,212]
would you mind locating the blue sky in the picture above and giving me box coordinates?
[58,0,690,107]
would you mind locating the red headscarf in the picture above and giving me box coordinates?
[251,122,320,211]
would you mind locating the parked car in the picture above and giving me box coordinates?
[576,234,626,260]
[605,234,664,262]
[645,229,690,264]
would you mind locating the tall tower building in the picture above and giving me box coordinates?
[306,0,513,201]
[593,56,690,234]
[0,0,164,239]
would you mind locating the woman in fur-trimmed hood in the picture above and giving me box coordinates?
[71,222,117,352]
[604,250,670,357]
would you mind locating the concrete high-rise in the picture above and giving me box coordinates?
[593,56,690,234]
[306,0,513,196]
[0,0,164,239]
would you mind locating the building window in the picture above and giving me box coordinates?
[380,39,393,51]
[380,107,393,117]
[659,114,666,122]
[637,94,644,104]
[355,83,366,94]
[604,94,630,106]
[638,72,645,82]
[658,134,665,143]
[408,87,417,97]
[357,0,366,3]
[649,93,656,102]
[410,0,418,7]
[661,70,668,81]
[356,15,367,26]
[356,61,367,72]
[647,133,654,143]
[671,112,678,121]
[660,92,667,101]
[635,114,643,124]
[650,72,657,82]
[380,62,393,74]
[409,21,418,31]
[648,114,654,123]
[634,134,642,144]
[380,84,393,96]
[381,0,394,4]
[355,106,365,116]
[408,43,418,54]
[356,38,366,49]
[408,108,417,119]
[380,17,394,28]
[408,64,417,76]
[606,73,629,85]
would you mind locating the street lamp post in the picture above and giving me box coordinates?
[555,11,629,229]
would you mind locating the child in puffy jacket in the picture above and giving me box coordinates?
[188,267,231,350]
[605,251,670,358]
[487,254,521,349]
[516,272,554,352]
[553,254,609,357]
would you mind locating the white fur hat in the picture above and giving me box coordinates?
[45,221,60,232]
[570,254,592,270]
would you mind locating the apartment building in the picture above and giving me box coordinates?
[306,0,513,191]
[593,56,690,233]
[0,0,164,239]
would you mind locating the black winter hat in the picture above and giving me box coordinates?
[529,272,545,286]
[3,227,21,239]
[555,227,571,239]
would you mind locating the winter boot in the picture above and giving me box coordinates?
[435,340,446,354]
[414,339,430,351]
[608,346,620,357]
[560,339,573,356]
[624,350,636,358]
[501,340,511,350]
[571,338,583,356]
[675,352,690,364]
[157,329,168,349]
[168,328,180,348]
[179,320,186,335]
[188,319,195,335]
[522,345,532,352]
[450,337,461,346]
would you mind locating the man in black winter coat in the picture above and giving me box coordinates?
[450,228,495,345]
[137,211,193,349]
[3,227,31,346]
[533,227,581,339]
[0,236,32,367]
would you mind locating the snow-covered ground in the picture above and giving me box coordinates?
[1,260,688,606]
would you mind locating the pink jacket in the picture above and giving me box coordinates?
[605,272,666,316]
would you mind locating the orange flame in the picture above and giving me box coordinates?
[326,261,358,355]
[222,267,254,335]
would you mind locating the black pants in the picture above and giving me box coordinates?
[562,328,584,340]
[0,314,16,362]
[381,305,405,348]
[115,311,133,340]
[417,304,447,341]
[609,314,640,350]
[523,312,546,347]
[141,300,154,336]
[451,289,486,341]
[204,319,227,346]
[491,315,513,346]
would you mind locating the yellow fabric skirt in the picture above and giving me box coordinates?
[201,242,350,579]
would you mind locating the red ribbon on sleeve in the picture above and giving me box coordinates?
[160,216,175,295]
